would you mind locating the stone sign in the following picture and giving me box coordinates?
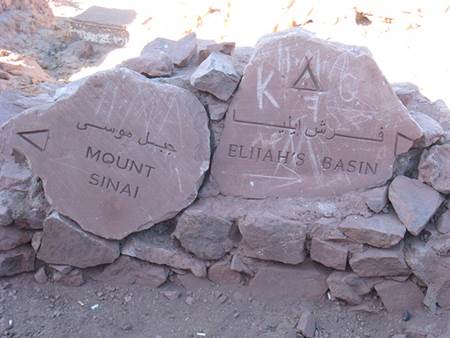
[212,29,422,198]
[0,68,210,239]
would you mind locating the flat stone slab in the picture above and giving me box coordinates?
[389,175,443,236]
[37,212,120,268]
[338,213,406,248]
[0,68,210,239]
[212,29,422,198]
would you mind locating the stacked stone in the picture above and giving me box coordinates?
[0,28,450,318]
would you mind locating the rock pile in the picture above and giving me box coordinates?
[0,28,449,318]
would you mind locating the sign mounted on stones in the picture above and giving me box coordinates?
[212,29,422,198]
[0,68,210,239]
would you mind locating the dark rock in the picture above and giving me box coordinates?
[0,245,35,276]
[389,175,443,235]
[37,212,120,268]
[122,228,207,277]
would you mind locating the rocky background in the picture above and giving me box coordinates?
[1,1,450,337]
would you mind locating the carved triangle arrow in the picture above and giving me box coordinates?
[292,56,321,92]
[16,129,49,152]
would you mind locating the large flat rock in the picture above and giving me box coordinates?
[212,29,421,198]
[338,213,406,248]
[37,212,119,268]
[0,68,210,239]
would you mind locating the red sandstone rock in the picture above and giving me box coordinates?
[419,144,450,194]
[238,213,307,264]
[121,51,173,77]
[174,203,236,260]
[374,280,424,313]
[310,237,348,270]
[0,245,35,276]
[198,41,236,62]
[393,82,450,130]
[327,271,379,305]
[338,213,406,248]
[37,212,119,268]
[389,176,443,236]
[249,261,330,301]
[190,52,240,101]
[0,68,210,239]
[212,29,422,198]
[362,185,388,213]
[410,111,444,148]
[208,257,242,286]
[296,311,316,338]
[0,226,33,251]
[349,243,410,277]
[93,255,168,287]
[121,229,207,278]
[404,235,450,312]
[141,33,197,67]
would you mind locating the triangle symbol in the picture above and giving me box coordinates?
[292,57,321,92]
[17,129,49,152]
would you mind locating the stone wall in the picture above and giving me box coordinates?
[1,28,450,316]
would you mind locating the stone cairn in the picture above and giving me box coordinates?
[0,28,449,315]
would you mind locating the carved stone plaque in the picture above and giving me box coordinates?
[212,29,422,198]
[1,69,210,239]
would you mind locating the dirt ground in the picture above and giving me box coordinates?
[0,273,448,338]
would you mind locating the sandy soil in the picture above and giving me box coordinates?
[0,273,448,338]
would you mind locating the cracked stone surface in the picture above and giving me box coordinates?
[0,68,210,239]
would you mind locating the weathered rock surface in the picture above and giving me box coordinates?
[121,51,173,78]
[419,144,450,194]
[405,234,450,311]
[389,176,443,235]
[34,266,47,284]
[121,228,207,277]
[174,202,237,260]
[338,214,406,248]
[208,257,242,286]
[437,207,450,234]
[327,271,379,305]
[393,82,450,130]
[0,68,210,239]
[374,280,424,313]
[198,41,235,62]
[410,111,444,148]
[0,226,33,250]
[0,245,35,276]
[93,255,168,287]
[212,29,422,198]
[37,212,120,268]
[249,261,330,301]
[310,238,348,270]
[141,33,197,67]
[238,213,307,264]
[0,50,52,86]
[190,52,240,101]
[296,311,316,338]
[362,185,388,213]
[349,243,410,277]
[0,205,12,226]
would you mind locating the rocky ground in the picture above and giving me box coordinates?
[0,273,448,338]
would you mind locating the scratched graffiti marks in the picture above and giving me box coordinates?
[211,29,422,198]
